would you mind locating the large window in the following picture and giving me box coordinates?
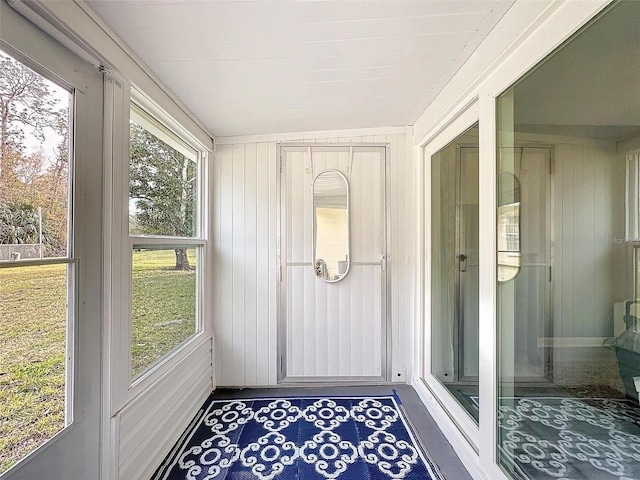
[128,102,204,381]
[496,2,640,479]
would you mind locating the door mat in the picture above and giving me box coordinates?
[152,394,443,480]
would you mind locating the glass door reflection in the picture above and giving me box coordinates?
[431,124,480,423]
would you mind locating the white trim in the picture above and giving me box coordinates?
[411,379,491,480]
[420,101,479,154]
[129,237,205,247]
[7,0,100,67]
[130,89,212,155]
[536,337,609,348]
[482,0,611,98]
[34,0,214,149]
[130,103,198,160]
[215,126,407,145]
[123,333,213,412]
[419,99,481,459]
[477,90,498,473]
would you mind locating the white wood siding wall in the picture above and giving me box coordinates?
[213,130,412,386]
[552,141,626,339]
[114,338,213,480]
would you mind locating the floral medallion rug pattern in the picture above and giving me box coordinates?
[152,395,442,480]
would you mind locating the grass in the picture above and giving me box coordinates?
[131,249,196,379]
[0,249,196,473]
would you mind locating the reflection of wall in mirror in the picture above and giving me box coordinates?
[315,206,347,280]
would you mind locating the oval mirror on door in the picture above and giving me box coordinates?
[497,170,521,282]
[313,170,350,282]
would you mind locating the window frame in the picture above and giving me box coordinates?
[422,100,481,449]
[124,89,210,392]
[0,4,105,475]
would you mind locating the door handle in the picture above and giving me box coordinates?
[459,253,468,272]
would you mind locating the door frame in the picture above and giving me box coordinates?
[276,143,391,384]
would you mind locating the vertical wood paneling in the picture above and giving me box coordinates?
[218,145,234,386]
[256,142,270,385]
[214,132,409,386]
[254,143,271,385]
[232,144,246,385]
[213,147,222,385]
[390,134,401,380]
[244,143,258,385]
[268,142,278,384]
[549,140,623,380]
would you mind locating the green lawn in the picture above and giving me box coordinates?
[131,248,196,379]
[0,249,196,473]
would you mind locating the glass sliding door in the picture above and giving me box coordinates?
[496,2,640,478]
[431,123,480,423]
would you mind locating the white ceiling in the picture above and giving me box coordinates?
[86,0,514,138]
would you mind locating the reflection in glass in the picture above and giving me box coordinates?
[131,247,198,379]
[497,172,521,282]
[313,170,349,282]
[496,2,640,479]
[431,123,479,423]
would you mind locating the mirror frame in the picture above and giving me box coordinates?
[312,169,350,283]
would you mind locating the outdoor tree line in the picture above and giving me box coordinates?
[129,122,197,270]
[1,52,197,268]
[0,53,68,255]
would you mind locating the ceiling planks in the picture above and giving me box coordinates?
[87,0,514,137]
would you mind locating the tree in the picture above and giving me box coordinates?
[0,202,53,249]
[129,122,196,270]
[0,53,64,199]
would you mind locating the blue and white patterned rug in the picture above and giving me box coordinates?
[152,394,442,480]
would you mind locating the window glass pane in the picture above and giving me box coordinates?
[431,124,479,423]
[0,49,72,475]
[0,264,68,473]
[129,117,197,238]
[131,246,198,379]
[0,51,71,260]
[496,2,640,479]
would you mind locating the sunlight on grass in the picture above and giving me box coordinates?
[0,249,198,473]
[0,264,67,474]
[131,248,197,379]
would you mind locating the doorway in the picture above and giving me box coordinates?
[279,144,388,382]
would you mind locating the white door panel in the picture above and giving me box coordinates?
[281,145,387,381]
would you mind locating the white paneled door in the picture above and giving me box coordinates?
[280,145,388,382]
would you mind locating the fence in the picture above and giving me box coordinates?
[0,244,43,261]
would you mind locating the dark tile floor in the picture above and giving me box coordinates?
[213,384,473,480]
